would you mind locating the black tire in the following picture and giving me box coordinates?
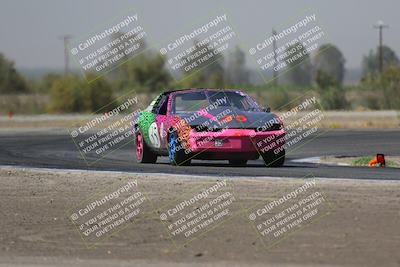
[135,130,157,164]
[168,131,191,166]
[229,159,248,166]
[261,150,285,167]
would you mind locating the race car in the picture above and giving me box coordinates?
[133,88,285,166]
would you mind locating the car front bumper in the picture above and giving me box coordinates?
[188,129,285,154]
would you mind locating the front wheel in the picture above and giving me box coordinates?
[261,150,285,167]
[135,130,157,163]
[168,131,191,166]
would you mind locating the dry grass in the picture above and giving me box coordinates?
[0,111,398,130]
[0,94,49,114]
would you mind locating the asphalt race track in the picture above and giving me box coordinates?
[0,129,399,180]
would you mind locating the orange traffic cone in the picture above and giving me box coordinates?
[368,154,385,167]
[368,158,378,167]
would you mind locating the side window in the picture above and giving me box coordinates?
[150,94,164,113]
[152,94,169,115]
[147,94,162,112]
[158,96,168,115]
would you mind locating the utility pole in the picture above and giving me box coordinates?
[59,35,72,75]
[272,29,278,85]
[373,20,388,74]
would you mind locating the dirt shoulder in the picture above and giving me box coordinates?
[0,167,399,267]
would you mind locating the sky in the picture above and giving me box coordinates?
[0,0,399,70]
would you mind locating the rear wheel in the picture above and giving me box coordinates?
[261,150,285,167]
[229,159,248,166]
[135,130,157,163]
[168,131,191,166]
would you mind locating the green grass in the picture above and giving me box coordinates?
[352,156,399,167]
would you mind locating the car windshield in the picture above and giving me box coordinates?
[171,90,261,114]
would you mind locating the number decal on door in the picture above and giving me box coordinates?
[149,122,160,148]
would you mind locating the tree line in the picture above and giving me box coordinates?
[0,35,399,112]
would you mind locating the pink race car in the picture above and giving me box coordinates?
[134,89,285,166]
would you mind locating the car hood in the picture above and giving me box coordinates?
[174,107,280,130]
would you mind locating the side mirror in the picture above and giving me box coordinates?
[263,107,271,113]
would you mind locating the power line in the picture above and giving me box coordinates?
[272,29,278,85]
[373,20,389,74]
[59,35,73,75]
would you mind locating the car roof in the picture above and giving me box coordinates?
[164,88,243,94]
